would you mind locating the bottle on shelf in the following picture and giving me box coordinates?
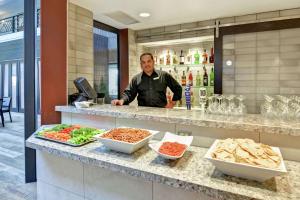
[159,55,164,65]
[173,51,178,65]
[202,49,208,64]
[186,50,192,64]
[191,91,195,107]
[209,47,214,63]
[167,91,172,105]
[196,70,201,87]
[180,50,185,65]
[184,84,191,110]
[203,66,208,86]
[154,50,158,65]
[194,50,200,65]
[210,67,214,86]
[166,50,171,65]
[181,71,186,86]
[188,71,193,86]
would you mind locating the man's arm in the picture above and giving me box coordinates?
[120,77,138,105]
[165,73,182,103]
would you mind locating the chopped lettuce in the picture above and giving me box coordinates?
[68,128,103,145]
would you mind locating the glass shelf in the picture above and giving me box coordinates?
[155,63,214,68]
[181,85,213,89]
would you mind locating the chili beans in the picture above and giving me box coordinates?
[101,128,151,143]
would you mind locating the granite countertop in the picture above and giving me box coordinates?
[26,134,300,200]
[55,105,300,137]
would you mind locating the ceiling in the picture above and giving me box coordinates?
[70,0,300,30]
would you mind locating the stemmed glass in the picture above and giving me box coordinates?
[277,95,292,120]
[216,95,224,114]
[261,95,274,118]
[226,95,236,115]
[236,95,247,115]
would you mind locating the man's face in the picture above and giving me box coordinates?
[140,55,154,74]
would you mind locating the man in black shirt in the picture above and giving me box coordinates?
[111,53,182,108]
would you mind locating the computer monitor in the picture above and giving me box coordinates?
[73,77,97,100]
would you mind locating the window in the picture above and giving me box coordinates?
[93,21,119,102]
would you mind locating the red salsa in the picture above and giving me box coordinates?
[159,142,187,156]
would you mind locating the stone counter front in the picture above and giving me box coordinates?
[26,134,300,200]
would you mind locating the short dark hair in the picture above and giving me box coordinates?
[140,53,154,61]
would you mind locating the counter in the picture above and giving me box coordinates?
[26,133,300,200]
[56,105,300,162]
[56,105,300,137]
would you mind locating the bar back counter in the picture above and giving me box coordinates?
[26,104,300,200]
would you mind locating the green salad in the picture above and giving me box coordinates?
[69,127,103,145]
[36,124,104,145]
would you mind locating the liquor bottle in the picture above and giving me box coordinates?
[203,66,208,86]
[154,50,158,65]
[167,91,172,104]
[179,50,185,65]
[186,50,192,64]
[181,71,186,86]
[166,50,171,65]
[191,91,195,107]
[209,47,214,63]
[202,49,208,64]
[194,50,200,65]
[159,56,164,65]
[196,70,201,87]
[173,51,178,65]
[210,67,214,86]
[185,84,191,110]
[188,71,193,86]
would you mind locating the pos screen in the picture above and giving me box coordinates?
[73,77,97,99]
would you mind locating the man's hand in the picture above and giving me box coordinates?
[165,101,176,109]
[111,99,124,106]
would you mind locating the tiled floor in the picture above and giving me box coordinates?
[0,112,37,200]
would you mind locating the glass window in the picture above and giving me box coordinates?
[11,62,17,109]
[20,61,25,110]
[4,63,9,97]
[93,24,119,103]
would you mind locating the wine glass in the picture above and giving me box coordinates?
[236,95,247,115]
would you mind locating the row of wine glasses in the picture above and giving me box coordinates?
[260,95,300,120]
[205,94,247,115]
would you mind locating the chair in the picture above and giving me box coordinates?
[0,99,4,127]
[2,97,12,123]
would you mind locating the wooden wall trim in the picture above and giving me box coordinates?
[220,18,300,35]
[119,29,129,97]
[214,29,223,94]
[41,0,67,124]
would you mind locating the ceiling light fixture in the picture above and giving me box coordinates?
[139,12,150,18]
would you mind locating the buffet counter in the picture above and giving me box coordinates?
[56,105,300,136]
[26,134,300,200]
[56,105,300,161]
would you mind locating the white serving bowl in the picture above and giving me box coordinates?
[204,140,288,182]
[149,132,193,160]
[74,101,93,108]
[94,128,159,154]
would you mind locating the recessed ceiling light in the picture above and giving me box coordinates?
[139,12,150,18]
[226,60,233,66]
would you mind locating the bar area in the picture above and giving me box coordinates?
[25,1,300,200]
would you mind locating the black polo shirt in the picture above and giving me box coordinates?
[121,70,182,107]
